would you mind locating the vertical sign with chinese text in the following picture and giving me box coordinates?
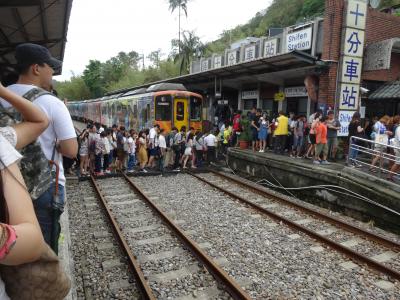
[338,0,367,121]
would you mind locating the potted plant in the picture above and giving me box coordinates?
[238,116,251,149]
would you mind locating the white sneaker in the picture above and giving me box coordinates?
[259,150,262,152]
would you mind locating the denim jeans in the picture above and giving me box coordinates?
[128,153,136,171]
[34,183,65,254]
[158,155,165,172]
[349,143,358,161]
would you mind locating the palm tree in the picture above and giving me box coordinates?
[172,31,203,75]
[168,0,189,53]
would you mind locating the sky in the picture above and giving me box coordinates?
[58,0,273,81]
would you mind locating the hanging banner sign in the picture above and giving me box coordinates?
[242,90,258,99]
[284,86,307,97]
[264,38,278,58]
[274,92,285,101]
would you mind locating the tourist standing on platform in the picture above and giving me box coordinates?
[116,126,126,171]
[292,115,306,158]
[138,131,148,173]
[173,126,185,170]
[165,127,177,168]
[304,112,321,159]
[370,115,392,172]
[147,123,160,169]
[250,108,261,152]
[326,111,341,162]
[88,124,97,173]
[314,116,330,165]
[348,112,364,167]
[0,43,77,253]
[102,130,112,174]
[127,129,136,173]
[78,128,89,175]
[273,111,289,155]
[110,124,118,168]
[232,110,242,147]
[258,116,269,153]
[388,115,400,181]
[194,132,205,167]
[204,130,217,165]
[182,133,194,169]
[94,131,105,176]
[222,121,232,154]
[158,129,167,172]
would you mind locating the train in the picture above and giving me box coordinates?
[67,83,203,132]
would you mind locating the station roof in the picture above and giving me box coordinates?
[0,0,73,75]
[106,50,320,96]
[369,81,400,100]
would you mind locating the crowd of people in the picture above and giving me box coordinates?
[77,123,222,175]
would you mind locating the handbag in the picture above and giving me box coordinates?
[0,140,71,299]
[0,243,71,299]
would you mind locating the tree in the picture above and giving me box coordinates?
[172,31,204,75]
[300,0,325,19]
[82,60,105,98]
[168,0,190,53]
[55,76,91,100]
[147,49,163,68]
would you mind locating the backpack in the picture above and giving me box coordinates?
[0,88,53,200]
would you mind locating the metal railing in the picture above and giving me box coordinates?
[348,136,400,181]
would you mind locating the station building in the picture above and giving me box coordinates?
[131,0,400,137]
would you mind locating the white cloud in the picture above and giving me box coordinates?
[58,0,272,80]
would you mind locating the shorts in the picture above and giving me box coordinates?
[315,143,328,157]
[309,134,316,145]
[327,137,338,148]
[149,147,158,157]
[117,148,126,161]
[184,147,192,156]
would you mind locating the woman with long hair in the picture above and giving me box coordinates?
[369,115,392,172]
[0,83,49,298]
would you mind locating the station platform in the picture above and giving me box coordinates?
[227,148,400,234]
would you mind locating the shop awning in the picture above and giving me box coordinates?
[0,0,73,76]
[368,81,400,100]
[106,50,320,96]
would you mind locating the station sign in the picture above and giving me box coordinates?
[244,45,256,62]
[274,92,285,101]
[226,50,238,66]
[213,55,223,69]
[242,90,258,99]
[284,86,307,97]
[337,0,367,111]
[286,27,312,52]
[338,110,355,137]
[264,38,278,58]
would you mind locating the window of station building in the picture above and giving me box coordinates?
[190,96,202,120]
[262,99,273,111]
[244,99,257,110]
[155,95,172,121]
[176,102,184,121]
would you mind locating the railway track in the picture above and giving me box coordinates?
[188,170,400,281]
[72,173,253,299]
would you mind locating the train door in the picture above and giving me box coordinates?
[174,98,188,131]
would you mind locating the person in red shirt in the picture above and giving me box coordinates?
[314,116,330,165]
[232,110,242,147]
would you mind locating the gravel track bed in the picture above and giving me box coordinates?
[95,177,233,299]
[206,173,399,268]
[133,173,400,299]
[67,180,139,299]
[238,173,400,244]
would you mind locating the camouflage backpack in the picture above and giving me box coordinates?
[0,87,53,200]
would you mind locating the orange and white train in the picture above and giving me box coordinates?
[68,83,203,132]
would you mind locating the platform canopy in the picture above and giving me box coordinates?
[369,81,400,100]
[0,0,73,76]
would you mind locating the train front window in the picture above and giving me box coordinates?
[190,96,202,121]
[155,95,172,121]
[176,102,184,121]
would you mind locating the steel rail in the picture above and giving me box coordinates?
[89,175,156,300]
[121,173,252,300]
[187,171,400,281]
[211,170,400,251]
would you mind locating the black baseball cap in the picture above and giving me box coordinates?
[15,43,62,71]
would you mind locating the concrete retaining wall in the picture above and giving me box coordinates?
[227,148,400,234]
